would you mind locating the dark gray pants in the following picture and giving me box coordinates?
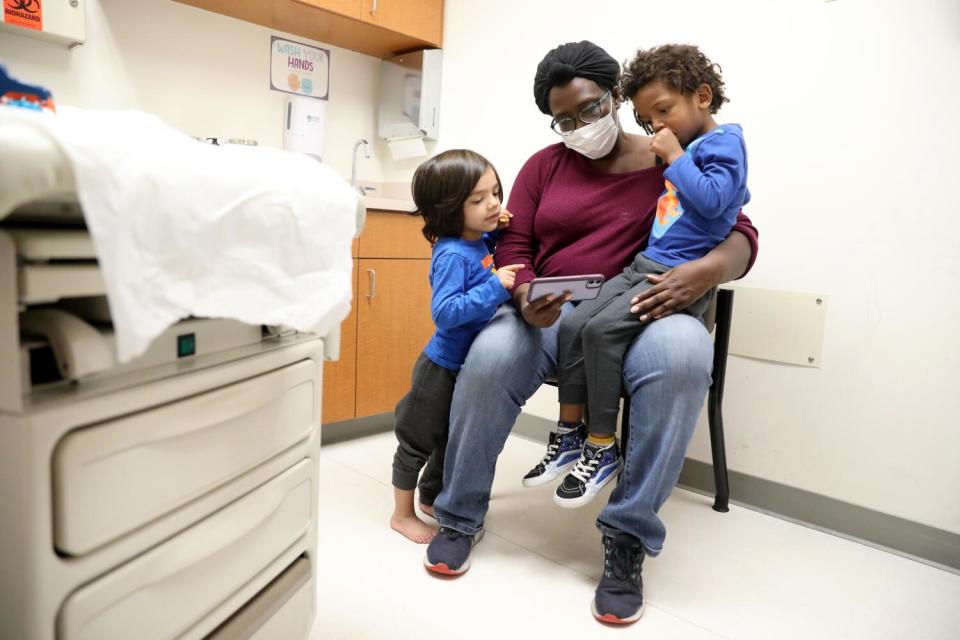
[391,352,458,505]
[557,253,714,435]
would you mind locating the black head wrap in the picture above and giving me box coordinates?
[533,41,620,115]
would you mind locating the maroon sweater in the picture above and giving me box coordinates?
[496,143,759,289]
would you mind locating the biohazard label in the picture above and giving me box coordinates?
[4,0,43,31]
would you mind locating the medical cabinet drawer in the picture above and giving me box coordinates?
[20,263,106,304]
[208,556,314,640]
[53,360,317,555]
[57,460,313,640]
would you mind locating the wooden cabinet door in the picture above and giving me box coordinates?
[296,0,361,19]
[360,0,443,46]
[356,258,434,417]
[321,258,359,424]
[358,211,431,259]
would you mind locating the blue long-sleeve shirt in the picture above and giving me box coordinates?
[482,230,499,255]
[643,123,750,267]
[423,236,510,371]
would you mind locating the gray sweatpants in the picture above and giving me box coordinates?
[557,253,714,435]
[391,352,458,505]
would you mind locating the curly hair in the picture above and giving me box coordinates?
[620,44,728,115]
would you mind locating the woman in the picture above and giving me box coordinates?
[423,41,759,625]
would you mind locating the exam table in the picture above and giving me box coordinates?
[0,110,355,639]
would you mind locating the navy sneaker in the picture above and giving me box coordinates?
[423,526,484,576]
[522,422,587,487]
[553,439,622,508]
[592,532,646,624]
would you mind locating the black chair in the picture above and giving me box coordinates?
[544,288,734,513]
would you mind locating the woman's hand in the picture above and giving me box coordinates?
[632,229,753,320]
[630,258,718,321]
[513,283,570,328]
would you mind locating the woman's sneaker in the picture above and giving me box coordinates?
[423,526,484,576]
[522,422,587,487]
[553,439,621,508]
[591,532,646,624]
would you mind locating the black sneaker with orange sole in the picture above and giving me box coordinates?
[423,526,485,576]
[591,532,646,624]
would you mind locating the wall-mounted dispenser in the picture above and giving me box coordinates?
[283,95,326,161]
[378,49,441,160]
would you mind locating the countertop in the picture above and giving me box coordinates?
[357,182,416,213]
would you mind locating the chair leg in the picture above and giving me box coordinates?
[708,386,730,513]
[708,288,734,513]
[613,396,631,488]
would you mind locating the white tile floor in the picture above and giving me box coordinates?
[311,431,960,639]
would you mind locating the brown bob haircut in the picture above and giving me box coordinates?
[412,149,502,244]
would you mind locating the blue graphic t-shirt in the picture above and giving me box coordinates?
[644,123,750,267]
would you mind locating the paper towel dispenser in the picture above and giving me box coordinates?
[379,49,442,142]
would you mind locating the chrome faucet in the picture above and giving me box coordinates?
[351,139,370,194]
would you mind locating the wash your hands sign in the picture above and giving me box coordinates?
[270,36,330,100]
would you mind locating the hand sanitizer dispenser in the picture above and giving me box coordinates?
[378,49,441,160]
[283,95,326,160]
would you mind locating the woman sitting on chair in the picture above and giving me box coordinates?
[422,40,759,625]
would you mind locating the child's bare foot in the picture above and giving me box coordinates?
[419,503,435,518]
[391,513,436,544]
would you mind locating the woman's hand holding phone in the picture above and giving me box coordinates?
[514,283,570,328]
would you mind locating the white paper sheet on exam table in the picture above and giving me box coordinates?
[5,106,360,363]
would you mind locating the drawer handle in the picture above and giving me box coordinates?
[370,0,378,15]
[366,269,376,300]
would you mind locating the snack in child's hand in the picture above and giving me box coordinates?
[498,209,513,229]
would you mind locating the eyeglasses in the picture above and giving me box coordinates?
[633,108,653,135]
[550,91,612,135]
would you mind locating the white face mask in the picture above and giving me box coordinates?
[561,108,620,159]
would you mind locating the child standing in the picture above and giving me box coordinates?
[523,44,750,508]
[391,149,521,543]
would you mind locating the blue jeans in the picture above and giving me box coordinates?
[433,303,713,556]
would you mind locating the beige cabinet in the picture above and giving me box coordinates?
[322,211,434,424]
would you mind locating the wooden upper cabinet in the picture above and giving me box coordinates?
[174,0,443,59]
[360,0,443,46]
[297,0,361,20]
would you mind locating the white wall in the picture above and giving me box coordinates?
[414,0,960,535]
[0,0,386,183]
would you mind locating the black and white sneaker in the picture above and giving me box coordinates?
[522,422,587,487]
[592,532,646,624]
[553,439,622,508]
[423,526,485,576]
